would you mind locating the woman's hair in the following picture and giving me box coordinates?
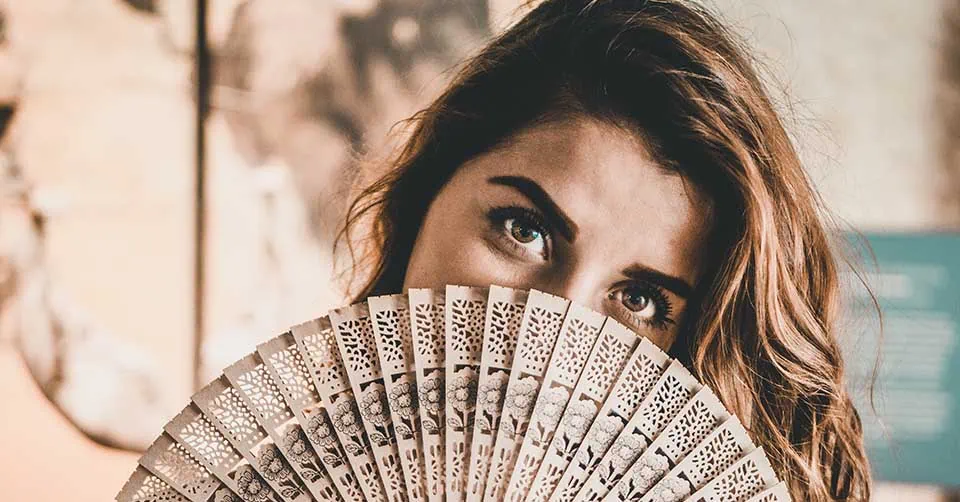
[337,0,871,499]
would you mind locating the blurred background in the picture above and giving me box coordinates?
[0,0,956,500]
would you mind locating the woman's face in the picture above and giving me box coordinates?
[402,117,713,350]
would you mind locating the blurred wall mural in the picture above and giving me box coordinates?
[199,0,496,384]
[0,0,958,498]
[0,0,521,452]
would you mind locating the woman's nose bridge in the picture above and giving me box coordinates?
[537,264,604,311]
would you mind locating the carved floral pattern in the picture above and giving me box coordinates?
[235,464,271,502]
[213,487,241,502]
[420,375,444,434]
[359,388,390,426]
[609,434,647,471]
[257,444,292,482]
[534,387,568,431]
[306,413,337,449]
[449,376,478,413]
[560,400,594,443]
[282,426,309,461]
[649,476,690,502]
[331,400,362,436]
[388,380,419,438]
[476,372,508,432]
[388,381,419,420]
[502,380,538,437]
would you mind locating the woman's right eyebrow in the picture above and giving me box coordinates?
[622,264,693,299]
[487,175,579,242]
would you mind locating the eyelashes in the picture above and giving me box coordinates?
[484,204,677,331]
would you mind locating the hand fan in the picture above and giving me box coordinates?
[116,285,791,502]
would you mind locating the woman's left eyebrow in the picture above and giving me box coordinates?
[623,264,693,299]
[487,175,579,242]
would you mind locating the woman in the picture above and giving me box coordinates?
[337,0,872,500]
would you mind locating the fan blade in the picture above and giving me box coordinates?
[192,376,314,501]
[603,387,727,501]
[466,286,529,502]
[504,304,611,502]
[258,332,366,500]
[139,432,241,502]
[635,416,756,502]
[678,447,779,502]
[165,403,284,502]
[743,481,792,502]
[575,360,700,502]
[409,288,448,500]
[117,466,192,502]
[547,338,668,502]
[224,353,341,501]
[369,294,429,502]
[483,290,570,501]
[330,304,409,502]
[443,285,489,501]
[292,317,389,502]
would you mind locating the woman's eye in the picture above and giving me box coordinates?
[611,283,674,331]
[620,287,657,318]
[506,218,543,245]
[503,217,547,256]
[487,206,551,259]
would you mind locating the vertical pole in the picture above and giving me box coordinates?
[193,0,210,390]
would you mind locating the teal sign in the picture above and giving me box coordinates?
[843,233,960,486]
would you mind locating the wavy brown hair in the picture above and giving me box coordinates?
[336,0,871,499]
